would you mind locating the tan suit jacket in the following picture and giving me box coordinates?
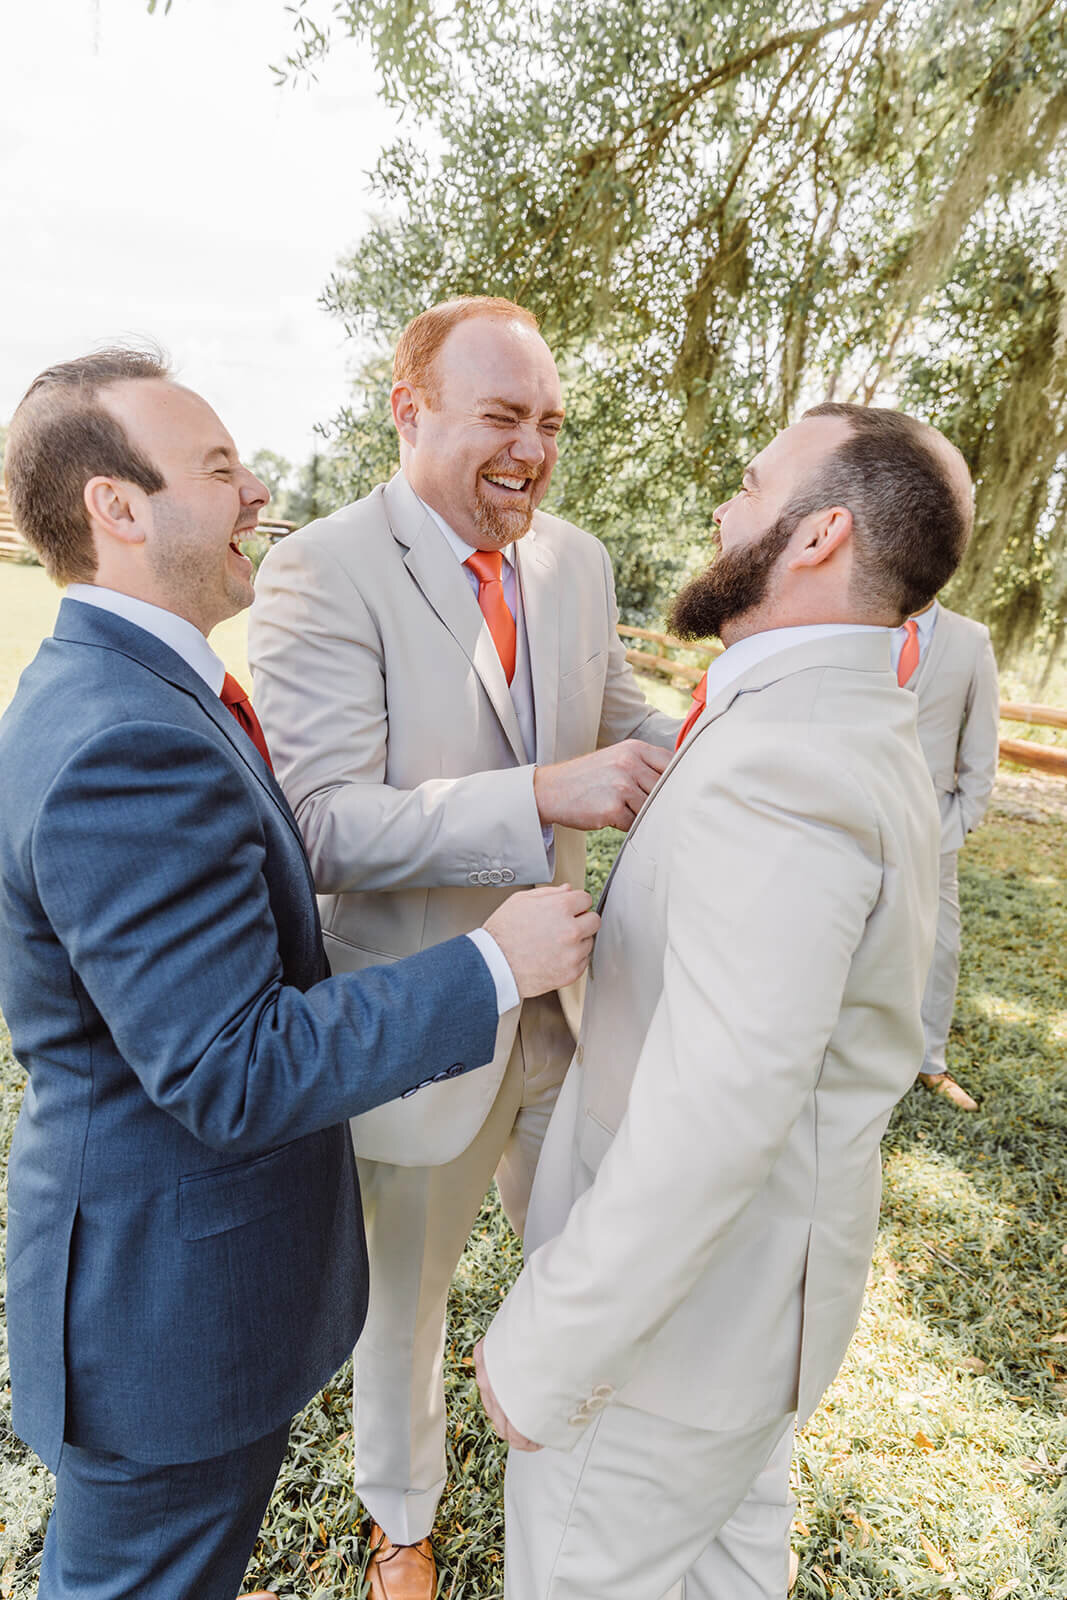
[484,632,941,1449]
[906,605,999,850]
[248,471,676,1166]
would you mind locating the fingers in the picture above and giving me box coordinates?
[473,1341,541,1452]
[636,741,672,774]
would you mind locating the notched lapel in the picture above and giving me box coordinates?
[515,532,560,764]
[386,477,527,763]
[595,680,741,911]
[56,599,310,860]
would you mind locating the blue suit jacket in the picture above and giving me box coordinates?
[0,599,498,1470]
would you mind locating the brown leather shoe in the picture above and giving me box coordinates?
[366,1521,436,1600]
[918,1071,978,1111]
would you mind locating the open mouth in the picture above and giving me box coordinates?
[482,472,533,496]
[228,530,255,565]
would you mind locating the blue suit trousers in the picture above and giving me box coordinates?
[39,1423,290,1600]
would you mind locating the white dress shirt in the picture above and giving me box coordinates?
[65,581,521,1016]
[891,600,939,675]
[704,621,891,701]
[66,584,227,692]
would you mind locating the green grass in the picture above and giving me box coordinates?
[2,565,1066,1595]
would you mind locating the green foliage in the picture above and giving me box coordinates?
[247,447,346,530]
[285,0,1067,649]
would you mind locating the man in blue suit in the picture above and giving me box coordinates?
[0,348,598,1600]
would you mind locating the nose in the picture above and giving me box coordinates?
[510,422,546,469]
[713,493,735,524]
[240,468,270,511]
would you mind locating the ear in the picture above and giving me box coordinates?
[786,505,853,571]
[83,476,146,547]
[391,381,422,447]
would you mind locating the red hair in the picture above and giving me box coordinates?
[393,297,540,406]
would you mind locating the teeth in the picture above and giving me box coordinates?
[484,474,528,490]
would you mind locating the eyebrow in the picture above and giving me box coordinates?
[477,395,566,420]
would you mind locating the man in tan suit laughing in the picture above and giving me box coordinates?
[475,404,974,1599]
[248,297,678,1596]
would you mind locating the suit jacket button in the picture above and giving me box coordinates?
[447,1063,464,1077]
[501,869,516,883]
[568,1410,587,1425]
[488,869,503,885]
[467,871,481,884]
[576,1044,584,1063]
[480,870,493,885]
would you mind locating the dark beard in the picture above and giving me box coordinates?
[667,512,796,641]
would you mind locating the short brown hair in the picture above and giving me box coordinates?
[392,297,540,406]
[4,347,171,585]
[796,402,972,619]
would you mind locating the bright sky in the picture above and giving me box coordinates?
[0,0,400,463]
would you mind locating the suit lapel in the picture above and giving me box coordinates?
[514,530,559,765]
[383,473,527,763]
[597,630,892,909]
[55,599,310,859]
[595,673,743,909]
[909,607,946,694]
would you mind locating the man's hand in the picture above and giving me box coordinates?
[473,1338,541,1452]
[533,740,671,832]
[483,885,599,999]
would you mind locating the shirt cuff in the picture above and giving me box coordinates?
[466,928,521,1016]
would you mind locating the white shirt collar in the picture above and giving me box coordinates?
[899,599,939,644]
[705,622,889,700]
[65,585,227,695]
[412,485,518,568]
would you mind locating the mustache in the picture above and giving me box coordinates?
[480,452,544,483]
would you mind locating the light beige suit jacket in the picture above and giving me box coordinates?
[906,606,999,850]
[483,632,941,1450]
[248,471,676,1166]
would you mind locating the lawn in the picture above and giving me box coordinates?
[1,565,1066,1597]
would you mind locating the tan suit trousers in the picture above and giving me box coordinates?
[919,850,960,1075]
[352,993,574,1541]
[503,1404,795,1599]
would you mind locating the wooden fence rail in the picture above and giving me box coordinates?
[619,626,1067,778]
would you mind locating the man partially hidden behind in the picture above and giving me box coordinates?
[249,297,678,1595]
[893,599,999,1111]
[0,349,598,1600]
[473,404,973,1599]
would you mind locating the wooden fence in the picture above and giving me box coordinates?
[618,626,1067,779]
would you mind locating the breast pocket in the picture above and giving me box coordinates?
[559,651,607,703]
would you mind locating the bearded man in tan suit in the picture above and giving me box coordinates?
[248,297,678,1595]
[474,404,974,1600]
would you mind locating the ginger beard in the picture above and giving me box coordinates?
[667,512,796,642]
[473,452,545,548]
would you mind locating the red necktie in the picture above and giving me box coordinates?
[220,672,274,770]
[465,549,517,685]
[675,670,707,750]
[897,618,920,687]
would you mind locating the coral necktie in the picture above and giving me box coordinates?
[675,670,708,750]
[220,672,274,770]
[897,618,920,687]
[465,549,517,685]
